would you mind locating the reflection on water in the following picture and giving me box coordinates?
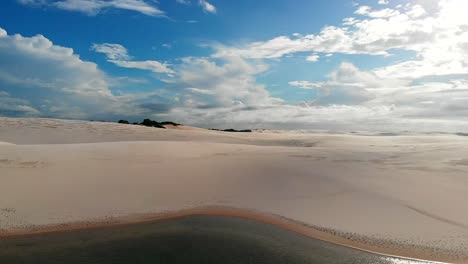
[0,215,437,264]
[384,257,438,264]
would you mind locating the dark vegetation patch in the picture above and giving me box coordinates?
[209,128,252,133]
[117,119,181,129]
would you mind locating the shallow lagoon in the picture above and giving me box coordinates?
[0,215,436,264]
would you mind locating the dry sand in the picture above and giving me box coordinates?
[1,117,468,263]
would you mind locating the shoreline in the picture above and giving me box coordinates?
[0,206,458,263]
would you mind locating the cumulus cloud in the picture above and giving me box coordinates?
[210,0,468,129]
[375,79,468,107]
[0,27,145,119]
[0,91,41,116]
[164,100,427,132]
[288,61,468,128]
[372,2,468,79]
[289,63,378,105]
[292,62,409,91]
[0,28,7,37]
[177,56,281,108]
[213,0,466,73]
[199,0,216,14]
[92,43,174,75]
[0,28,112,98]
[167,60,436,129]
[17,0,164,16]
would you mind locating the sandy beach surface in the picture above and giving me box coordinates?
[1,117,468,263]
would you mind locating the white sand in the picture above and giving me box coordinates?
[1,117,468,262]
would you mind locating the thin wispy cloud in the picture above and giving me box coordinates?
[306,54,319,62]
[92,43,174,75]
[175,0,190,5]
[18,0,164,16]
[199,0,216,14]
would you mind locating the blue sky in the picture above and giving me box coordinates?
[1,0,468,131]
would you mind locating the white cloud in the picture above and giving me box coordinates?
[110,60,174,75]
[0,27,145,119]
[212,2,429,58]
[16,0,46,4]
[0,28,112,98]
[0,91,41,116]
[91,43,131,60]
[355,6,400,18]
[342,17,359,26]
[289,63,381,105]
[92,43,174,75]
[186,87,215,95]
[306,54,319,62]
[288,81,320,89]
[166,100,431,132]
[292,62,409,91]
[406,4,426,18]
[176,0,190,4]
[177,56,281,108]
[18,0,164,16]
[213,25,388,59]
[213,0,467,82]
[0,28,7,37]
[324,62,410,89]
[199,0,216,14]
[289,62,468,125]
[378,0,389,5]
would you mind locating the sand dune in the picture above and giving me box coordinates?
[1,117,468,263]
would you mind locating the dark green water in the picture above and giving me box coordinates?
[0,215,433,264]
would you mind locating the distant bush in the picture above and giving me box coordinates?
[117,118,181,129]
[160,121,181,126]
[140,119,166,129]
[209,128,252,133]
